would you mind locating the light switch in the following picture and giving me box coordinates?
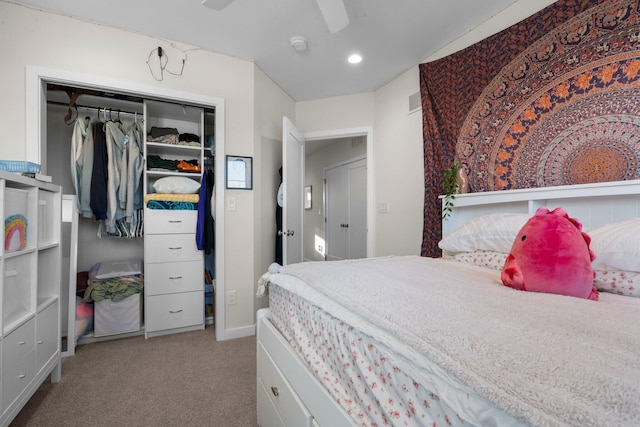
[377,201,390,213]
[227,197,236,211]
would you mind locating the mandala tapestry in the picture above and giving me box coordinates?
[420,0,640,257]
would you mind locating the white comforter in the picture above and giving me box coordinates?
[272,255,640,427]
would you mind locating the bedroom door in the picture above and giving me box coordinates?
[281,117,305,265]
[326,158,367,261]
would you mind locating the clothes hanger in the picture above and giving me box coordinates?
[64,104,78,126]
[64,90,80,125]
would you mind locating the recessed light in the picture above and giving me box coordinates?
[348,54,362,64]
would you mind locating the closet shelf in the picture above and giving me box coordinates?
[146,170,201,178]
[5,247,37,259]
[146,141,202,154]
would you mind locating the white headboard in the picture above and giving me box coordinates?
[442,180,640,237]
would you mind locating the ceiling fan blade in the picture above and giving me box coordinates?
[315,0,349,34]
[201,0,235,11]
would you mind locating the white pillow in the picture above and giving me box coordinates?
[588,218,640,272]
[439,213,530,254]
[152,176,201,194]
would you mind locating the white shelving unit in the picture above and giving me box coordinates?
[0,170,61,425]
[143,100,206,338]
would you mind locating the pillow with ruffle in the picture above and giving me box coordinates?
[439,213,530,254]
[588,218,640,272]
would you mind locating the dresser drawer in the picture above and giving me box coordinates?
[2,318,35,372]
[145,291,203,333]
[145,209,197,235]
[145,234,201,263]
[2,349,35,413]
[145,260,203,295]
[36,302,59,372]
[257,343,312,427]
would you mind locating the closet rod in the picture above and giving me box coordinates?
[47,100,142,116]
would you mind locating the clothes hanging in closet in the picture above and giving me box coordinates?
[275,166,283,265]
[71,115,145,238]
[196,169,215,254]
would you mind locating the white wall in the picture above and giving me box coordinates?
[296,93,375,132]
[253,67,296,314]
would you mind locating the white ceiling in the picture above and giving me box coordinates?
[9,0,518,101]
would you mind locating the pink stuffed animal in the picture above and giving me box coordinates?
[501,207,599,300]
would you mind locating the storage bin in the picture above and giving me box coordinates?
[4,188,29,253]
[94,293,142,337]
[0,161,40,173]
[3,254,34,328]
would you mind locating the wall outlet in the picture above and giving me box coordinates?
[227,290,237,305]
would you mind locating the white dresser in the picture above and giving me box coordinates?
[144,209,204,338]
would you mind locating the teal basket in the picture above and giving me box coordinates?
[0,161,41,173]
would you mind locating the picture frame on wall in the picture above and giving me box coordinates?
[226,155,253,190]
[304,185,312,209]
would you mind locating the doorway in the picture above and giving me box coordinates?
[325,158,367,261]
[302,130,372,262]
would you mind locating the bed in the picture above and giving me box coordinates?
[256,179,640,427]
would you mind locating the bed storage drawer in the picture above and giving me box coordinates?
[145,209,197,235]
[144,234,201,263]
[145,291,203,332]
[144,260,203,295]
[257,342,312,427]
[258,376,286,427]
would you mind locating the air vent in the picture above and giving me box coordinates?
[408,91,421,114]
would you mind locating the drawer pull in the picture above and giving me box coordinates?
[18,341,26,345]
[18,374,26,379]
[168,220,183,223]
[168,247,183,250]
[169,309,183,314]
[37,340,44,344]
[5,269,18,277]
[271,386,280,397]
[169,276,183,280]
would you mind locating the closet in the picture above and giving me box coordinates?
[45,84,218,349]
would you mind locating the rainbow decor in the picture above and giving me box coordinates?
[5,214,27,252]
